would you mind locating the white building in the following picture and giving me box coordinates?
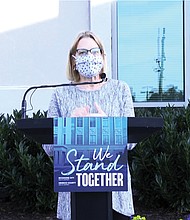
[0,0,189,115]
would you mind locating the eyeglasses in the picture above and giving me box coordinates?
[76,47,101,57]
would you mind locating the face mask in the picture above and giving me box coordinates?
[75,54,103,78]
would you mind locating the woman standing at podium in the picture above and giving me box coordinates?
[43,31,135,220]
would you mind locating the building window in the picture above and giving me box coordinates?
[103,135,109,145]
[77,118,83,127]
[115,117,121,127]
[64,117,66,127]
[102,118,109,127]
[77,135,83,145]
[116,0,184,105]
[90,135,96,144]
[90,117,96,127]
[115,135,122,145]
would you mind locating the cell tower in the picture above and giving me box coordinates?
[154,28,166,100]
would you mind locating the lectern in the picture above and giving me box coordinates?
[17,117,163,220]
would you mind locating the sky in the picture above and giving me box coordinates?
[117,0,184,102]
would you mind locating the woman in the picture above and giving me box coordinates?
[43,31,135,220]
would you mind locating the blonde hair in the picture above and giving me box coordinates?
[66,31,107,82]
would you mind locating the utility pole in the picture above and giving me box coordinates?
[154,28,166,100]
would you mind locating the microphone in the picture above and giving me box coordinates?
[21,73,107,119]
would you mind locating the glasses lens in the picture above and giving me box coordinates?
[90,48,101,56]
[76,49,88,56]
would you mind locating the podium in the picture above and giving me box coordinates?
[17,117,163,220]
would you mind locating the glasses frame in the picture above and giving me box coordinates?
[75,47,102,57]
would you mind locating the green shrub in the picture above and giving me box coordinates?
[0,110,57,212]
[129,104,190,213]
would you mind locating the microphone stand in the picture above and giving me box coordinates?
[21,74,107,119]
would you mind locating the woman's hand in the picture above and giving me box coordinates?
[89,102,107,117]
[71,102,106,117]
[71,106,90,117]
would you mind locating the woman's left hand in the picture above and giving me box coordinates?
[89,102,107,117]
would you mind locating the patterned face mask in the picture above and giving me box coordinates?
[74,54,103,78]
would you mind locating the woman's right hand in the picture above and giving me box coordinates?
[71,106,90,117]
[71,102,107,117]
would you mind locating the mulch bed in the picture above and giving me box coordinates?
[133,196,189,220]
[0,199,57,220]
[0,198,189,220]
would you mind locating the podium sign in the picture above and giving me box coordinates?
[53,117,128,192]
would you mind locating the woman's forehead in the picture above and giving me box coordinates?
[77,37,98,49]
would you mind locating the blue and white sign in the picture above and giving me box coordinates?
[53,117,128,192]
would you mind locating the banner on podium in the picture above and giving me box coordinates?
[53,117,128,192]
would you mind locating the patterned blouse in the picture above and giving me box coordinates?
[43,78,135,220]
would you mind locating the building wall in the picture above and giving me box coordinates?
[0,1,91,115]
[0,0,189,115]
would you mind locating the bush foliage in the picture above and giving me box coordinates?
[129,104,190,213]
[0,110,57,212]
[0,104,190,213]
